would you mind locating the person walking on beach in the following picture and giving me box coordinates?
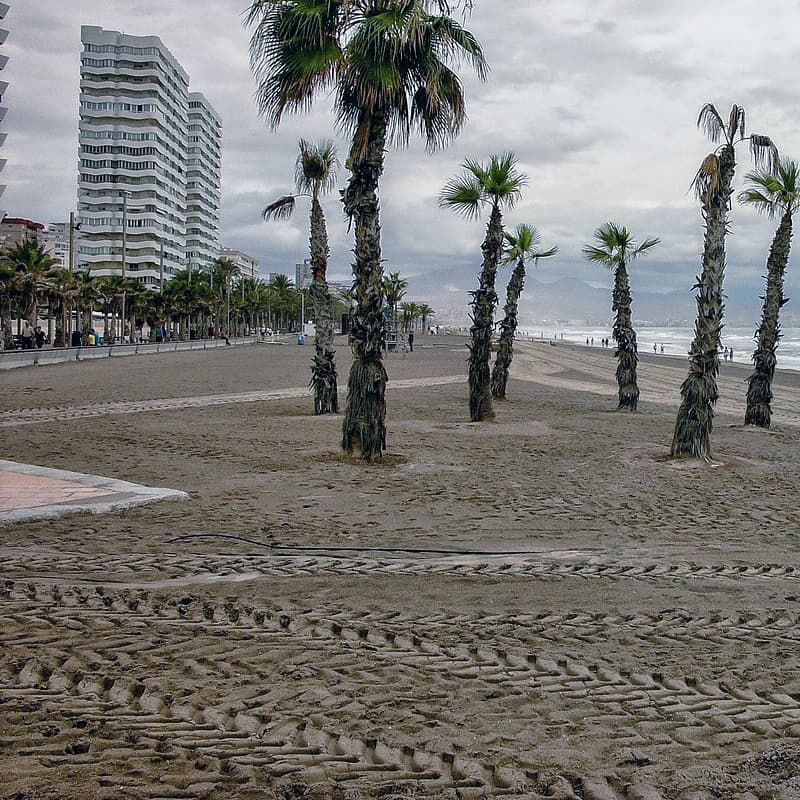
[729,347,734,361]
[408,330,414,352]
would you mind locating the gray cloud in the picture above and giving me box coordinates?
[4,0,800,324]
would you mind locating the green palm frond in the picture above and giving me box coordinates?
[739,157,800,218]
[295,137,339,195]
[439,173,484,218]
[441,152,526,218]
[583,222,659,268]
[502,224,556,266]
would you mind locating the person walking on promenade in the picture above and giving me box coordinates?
[21,321,34,349]
[408,330,414,352]
[34,326,46,349]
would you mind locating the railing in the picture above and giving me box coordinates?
[0,335,266,370]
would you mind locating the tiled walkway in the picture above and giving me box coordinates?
[0,460,188,526]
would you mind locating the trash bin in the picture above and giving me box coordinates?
[297,334,305,345]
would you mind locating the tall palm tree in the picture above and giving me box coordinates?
[672,103,778,460]
[440,153,526,421]
[268,274,296,331]
[417,302,434,331]
[74,270,99,341]
[212,257,240,334]
[491,224,557,400]
[0,259,16,349]
[738,158,800,428]
[45,268,80,347]
[264,139,340,414]
[583,223,659,411]
[3,238,57,330]
[382,271,408,327]
[247,0,487,461]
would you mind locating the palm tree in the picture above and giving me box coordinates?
[74,270,99,342]
[247,0,487,461]
[583,223,659,411]
[268,274,296,331]
[417,302,434,332]
[492,225,557,400]
[440,153,526,421]
[2,238,57,331]
[382,271,408,327]
[212,257,240,334]
[0,259,16,349]
[671,103,778,460]
[738,158,800,428]
[45,268,80,347]
[264,139,340,414]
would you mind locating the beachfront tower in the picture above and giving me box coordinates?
[78,26,221,286]
[186,93,222,278]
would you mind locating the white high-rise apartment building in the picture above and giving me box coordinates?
[78,26,221,286]
[187,93,221,276]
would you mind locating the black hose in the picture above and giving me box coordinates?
[166,532,547,558]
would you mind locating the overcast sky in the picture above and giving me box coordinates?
[6,0,800,324]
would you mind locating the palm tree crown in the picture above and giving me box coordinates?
[439,152,525,218]
[738,158,800,218]
[247,0,487,156]
[582,223,660,269]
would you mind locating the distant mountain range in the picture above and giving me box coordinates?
[429,276,800,329]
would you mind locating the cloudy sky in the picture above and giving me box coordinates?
[6,0,800,324]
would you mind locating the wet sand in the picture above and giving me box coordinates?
[2,335,800,799]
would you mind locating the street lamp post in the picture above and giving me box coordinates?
[67,212,81,340]
[121,192,127,343]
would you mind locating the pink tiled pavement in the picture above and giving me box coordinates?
[0,471,118,512]
[0,460,188,525]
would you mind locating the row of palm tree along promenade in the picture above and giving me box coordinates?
[2,5,796,462]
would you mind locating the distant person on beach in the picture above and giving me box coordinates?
[653,343,657,353]
[723,346,729,361]
[408,330,414,352]
[586,337,589,345]
[660,343,664,353]
[729,347,734,361]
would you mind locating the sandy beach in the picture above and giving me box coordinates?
[2,335,800,799]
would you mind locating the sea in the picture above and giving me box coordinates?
[517,325,800,373]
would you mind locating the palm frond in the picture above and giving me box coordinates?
[691,153,721,204]
[262,195,297,221]
[438,173,484,218]
[749,134,779,173]
[697,103,725,144]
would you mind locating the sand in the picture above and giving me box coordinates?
[2,335,800,799]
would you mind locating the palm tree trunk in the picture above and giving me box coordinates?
[469,203,503,421]
[341,114,389,460]
[309,195,338,414]
[612,260,639,410]
[491,255,524,399]
[672,144,736,459]
[745,209,793,427]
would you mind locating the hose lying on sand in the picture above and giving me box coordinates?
[167,532,556,558]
